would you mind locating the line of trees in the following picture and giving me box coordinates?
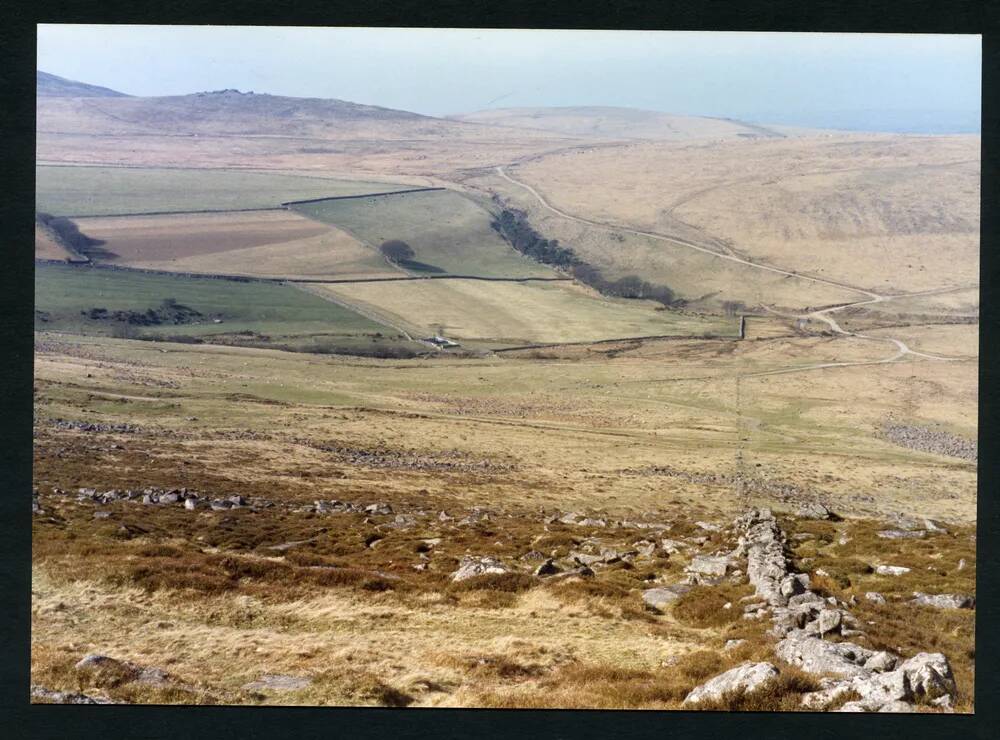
[36,212,101,256]
[490,203,677,306]
[490,208,580,269]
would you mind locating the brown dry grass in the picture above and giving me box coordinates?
[30,330,977,709]
[497,134,979,297]
[673,583,752,628]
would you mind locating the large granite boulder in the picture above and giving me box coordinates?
[683,662,779,705]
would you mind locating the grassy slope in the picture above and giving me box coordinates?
[500,135,979,297]
[292,190,556,279]
[310,279,733,346]
[36,166,408,216]
[29,331,976,708]
[34,263,395,343]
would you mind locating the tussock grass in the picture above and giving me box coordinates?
[303,669,414,707]
[673,583,751,628]
[447,572,536,594]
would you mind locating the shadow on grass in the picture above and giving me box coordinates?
[397,259,445,274]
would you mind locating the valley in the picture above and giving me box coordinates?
[31,69,979,712]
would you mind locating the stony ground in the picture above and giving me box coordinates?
[30,330,976,711]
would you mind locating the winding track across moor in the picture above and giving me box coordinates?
[495,165,973,375]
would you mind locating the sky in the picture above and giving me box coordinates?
[37,26,982,133]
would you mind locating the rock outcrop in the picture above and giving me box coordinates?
[911,592,975,610]
[451,556,509,582]
[697,508,963,713]
[642,584,691,610]
[683,662,779,705]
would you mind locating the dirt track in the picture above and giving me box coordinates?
[495,165,879,300]
[495,164,975,377]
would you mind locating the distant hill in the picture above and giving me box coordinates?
[450,106,789,141]
[35,86,489,140]
[37,71,130,98]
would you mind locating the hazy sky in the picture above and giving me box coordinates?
[37,26,981,132]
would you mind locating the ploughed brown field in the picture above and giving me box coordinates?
[76,211,331,263]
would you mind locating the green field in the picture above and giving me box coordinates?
[310,279,734,346]
[36,166,408,217]
[292,190,557,278]
[34,263,420,355]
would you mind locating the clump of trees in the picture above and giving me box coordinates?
[379,240,416,263]
[81,298,204,326]
[570,264,676,305]
[36,212,101,256]
[491,203,677,306]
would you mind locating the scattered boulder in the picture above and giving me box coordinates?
[571,552,605,567]
[878,530,925,540]
[864,592,887,604]
[816,609,842,636]
[642,584,691,610]
[243,674,312,692]
[864,651,898,673]
[685,555,733,578]
[775,632,873,678]
[74,654,170,686]
[780,573,809,598]
[878,700,915,713]
[796,502,832,520]
[875,565,911,576]
[633,540,657,558]
[451,556,509,582]
[694,521,721,532]
[30,685,112,705]
[392,513,417,528]
[266,538,317,552]
[660,538,685,554]
[683,662,779,705]
[898,652,956,701]
[787,591,824,607]
[911,592,975,610]
[800,681,854,710]
[835,701,869,712]
[851,666,912,707]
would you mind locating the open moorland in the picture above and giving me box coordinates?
[32,73,979,712]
